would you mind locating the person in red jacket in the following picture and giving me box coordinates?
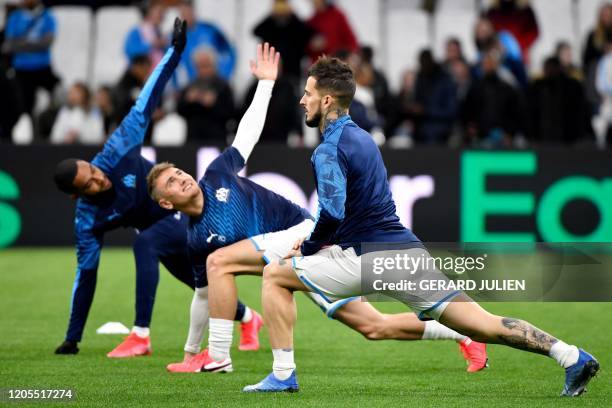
[306,0,358,61]
[486,0,539,64]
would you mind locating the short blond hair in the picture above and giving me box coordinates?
[147,161,175,201]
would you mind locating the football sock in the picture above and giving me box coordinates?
[422,320,467,342]
[272,348,295,380]
[131,326,150,338]
[241,306,253,323]
[549,341,579,368]
[209,318,234,361]
[184,287,209,354]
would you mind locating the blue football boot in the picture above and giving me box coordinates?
[561,349,599,397]
[243,371,299,393]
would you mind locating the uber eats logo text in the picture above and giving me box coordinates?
[0,171,21,247]
[461,152,612,242]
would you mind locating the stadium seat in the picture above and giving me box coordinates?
[433,10,478,63]
[11,114,33,145]
[290,0,314,20]
[151,113,187,146]
[529,0,575,73]
[436,0,478,13]
[92,6,141,88]
[235,0,271,97]
[193,0,237,49]
[385,6,430,91]
[337,0,382,50]
[50,6,92,87]
[386,0,424,10]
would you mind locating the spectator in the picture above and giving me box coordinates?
[253,0,314,84]
[350,62,381,134]
[486,0,539,64]
[176,0,236,86]
[443,37,467,68]
[50,82,104,145]
[583,2,612,70]
[0,65,22,142]
[388,69,417,143]
[411,49,457,144]
[94,86,115,135]
[583,3,612,118]
[112,54,152,126]
[555,41,582,82]
[473,17,528,88]
[124,1,167,68]
[2,0,58,115]
[448,59,473,146]
[463,48,524,147]
[359,45,392,131]
[242,61,302,144]
[306,0,358,61]
[177,48,234,144]
[592,34,612,149]
[527,57,586,145]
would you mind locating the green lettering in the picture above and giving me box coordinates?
[0,171,21,247]
[461,152,536,242]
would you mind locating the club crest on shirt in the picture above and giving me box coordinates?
[122,174,136,188]
[215,187,230,203]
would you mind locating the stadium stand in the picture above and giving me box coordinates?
[50,6,92,87]
[386,4,430,91]
[92,6,140,87]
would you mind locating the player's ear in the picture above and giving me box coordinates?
[159,198,174,210]
[322,94,332,108]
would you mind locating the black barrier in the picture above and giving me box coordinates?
[0,146,610,247]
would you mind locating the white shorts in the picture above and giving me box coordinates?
[249,219,315,264]
[292,245,460,321]
[249,219,360,317]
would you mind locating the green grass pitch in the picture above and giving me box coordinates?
[0,248,610,407]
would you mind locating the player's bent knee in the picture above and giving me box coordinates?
[206,249,229,278]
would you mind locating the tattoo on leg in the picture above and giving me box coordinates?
[278,259,287,266]
[498,317,558,355]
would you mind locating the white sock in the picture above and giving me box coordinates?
[241,307,253,323]
[208,318,234,362]
[131,326,150,338]
[272,348,295,380]
[184,287,209,354]
[421,320,467,342]
[549,341,579,368]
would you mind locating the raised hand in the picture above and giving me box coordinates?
[249,42,280,81]
[171,18,188,53]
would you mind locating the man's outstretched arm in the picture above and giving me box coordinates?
[231,43,279,163]
[206,43,279,176]
[94,18,188,172]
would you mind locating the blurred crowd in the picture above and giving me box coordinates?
[1,0,612,149]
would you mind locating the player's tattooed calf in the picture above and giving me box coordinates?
[498,317,558,355]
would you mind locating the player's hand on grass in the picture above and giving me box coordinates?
[250,42,280,81]
[55,340,79,355]
[171,17,187,53]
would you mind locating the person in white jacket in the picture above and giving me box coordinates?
[50,82,104,145]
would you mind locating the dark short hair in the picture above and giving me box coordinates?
[307,56,356,109]
[54,158,80,194]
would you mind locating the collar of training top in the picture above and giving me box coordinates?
[322,114,352,140]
